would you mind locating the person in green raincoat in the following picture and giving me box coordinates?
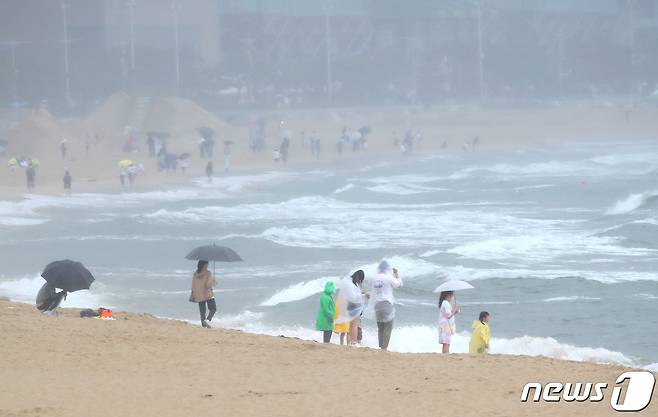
[315,281,335,343]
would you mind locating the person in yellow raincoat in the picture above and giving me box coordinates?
[469,311,491,354]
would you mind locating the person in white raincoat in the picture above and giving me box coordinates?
[334,270,366,346]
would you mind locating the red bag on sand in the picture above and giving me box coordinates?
[98,308,113,319]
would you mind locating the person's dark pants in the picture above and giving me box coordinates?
[198,298,217,323]
[377,321,393,349]
[322,330,332,343]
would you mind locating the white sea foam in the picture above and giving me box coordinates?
[259,256,442,307]
[541,296,601,302]
[221,319,639,367]
[192,171,299,192]
[448,233,652,265]
[259,276,338,307]
[0,275,105,309]
[436,265,658,284]
[333,183,357,194]
[606,190,658,215]
[514,184,555,192]
[450,161,609,180]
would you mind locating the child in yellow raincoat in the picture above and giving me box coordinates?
[469,311,491,354]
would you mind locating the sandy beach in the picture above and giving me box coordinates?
[0,299,654,417]
[3,96,658,199]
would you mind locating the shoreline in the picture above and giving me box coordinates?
[4,103,658,201]
[1,299,655,417]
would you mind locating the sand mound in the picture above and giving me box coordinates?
[72,91,132,138]
[7,109,74,156]
[143,96,232,141]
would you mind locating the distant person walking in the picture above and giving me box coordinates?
[371,260,402,350]
[63,170,72,195]
[438,291,459,354]
[223,141,232,171]
[147,135,156,158]
[190,260,216,328]
[469,311,491,354]
[206,161,214,183]
[315,281,335,343]
[60,139,67,160]
[119,168,127,187]
[280,137,290,164]
[26,165,35,192]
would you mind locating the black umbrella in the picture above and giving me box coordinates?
[41,260,95,292]
[185,243,242,275]
[196,126,214,140]
[147,131,170,139]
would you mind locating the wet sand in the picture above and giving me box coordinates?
[0,300,654,417]
[2,104,658,199]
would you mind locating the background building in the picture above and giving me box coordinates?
[0,0,656,111]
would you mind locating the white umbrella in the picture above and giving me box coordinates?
[433,280,474,293]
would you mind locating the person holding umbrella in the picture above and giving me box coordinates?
[185,244,243,328]
[434,279,474,354]
[190,260,216,328]
[37,259,95,314]
[438,291,459,353]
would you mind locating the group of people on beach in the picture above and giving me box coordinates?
[314,259,491,354]
[188,258,491,353]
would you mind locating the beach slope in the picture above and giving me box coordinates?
[0,300,653,417]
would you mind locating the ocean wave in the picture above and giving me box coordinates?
[259,276,337,307]
[606,190,658,215]
[259,256,442,307]
[224,320,639,367]
[192,171,298,192]
[449,161,610,180]
[333,183,357,194]
[541,296,601,303]
[447,233,652,265]
[435,265,658,284]
[0,275,106,309]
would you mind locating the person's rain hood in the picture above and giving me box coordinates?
[324,281,335,295]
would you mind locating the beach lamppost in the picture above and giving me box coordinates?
[128,0,136,71]
[627,0,637,96]
[61,2,72,106]
[172,0,180,92]
[475,0,486,102]
[1,41,19,104]
[324,3,333,104]
[557,29,566,100]
[126,0,136,90]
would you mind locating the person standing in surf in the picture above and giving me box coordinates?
[438,291,459,353]
[371,260,402,351]
[190,260,216,328]
[315,281,336,343]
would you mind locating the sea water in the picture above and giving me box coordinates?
[1,141,657,370]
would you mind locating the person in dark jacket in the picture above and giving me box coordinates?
[63,170,72,195]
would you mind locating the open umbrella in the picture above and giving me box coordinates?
[41,259,95,292]
[118,159,134,167]
[147,131,169,139]
[185,243,242,275]
[433,280,474,293]
[196,126,214,140]
[179,152,191,160]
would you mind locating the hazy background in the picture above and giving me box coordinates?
[0,0,657,115]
